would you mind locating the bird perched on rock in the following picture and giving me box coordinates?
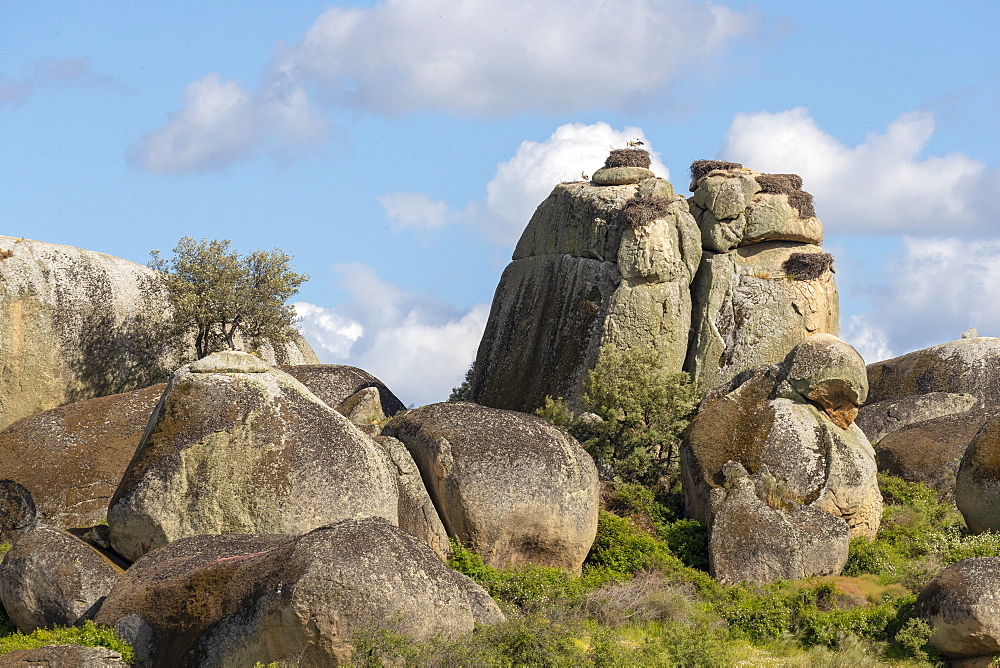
[581,171,589,181]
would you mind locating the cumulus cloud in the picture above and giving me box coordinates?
[379,122,667,245]
[294,263,489,406]
[132,72,327,173]
[845,237,1000,360]
[720,107,998,235]
[286,0,756,115]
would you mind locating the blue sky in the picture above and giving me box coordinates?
[4,1,1000,406]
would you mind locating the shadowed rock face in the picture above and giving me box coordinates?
[0,384,165,532]
[107,352,398,562]
[917,557,1000,660]
[0,528,123,632]
[682,335,880,539]
[0,236,317,430]
[956,414,1000,533]
[857,392,979,444]
[471,177,700,413]
[384,402,600,572]
[94,519,503,667]
[279,364,406,419]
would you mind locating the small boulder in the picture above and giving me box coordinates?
[917,557,1000,661]
[107,352,398,562]
[279,364,406,419]
[867,337,1000,407]
[708,463,850,584]
[94,519,503,667]
[384,402,600,572]
[956,414,1000,533]
[857,392,979,444]
[0,644,129,667]
[0,385,164,531]
[0,528,122,632]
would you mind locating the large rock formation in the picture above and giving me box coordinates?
[856,391,979,444]
[917,557,1000,663]
[685,163,839,392]
[0,528,122,632]
[107,351,398,562]
[384,402,600,572]
[470,156,701,412]
[0,236,317,430]
[681,334,881,539]
[0,384,164,532]
[94,519,503,667]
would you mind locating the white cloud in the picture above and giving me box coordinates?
[848,237,1000,358]
[720,107,997,235]
[294,263,489,406]
[842,314,893,364]
[0,57,120,108]
[376,192,453,231]
[378,122,668,245]
[132,72,327,173]
[287,0,755,115]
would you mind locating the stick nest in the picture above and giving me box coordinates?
[605,149,651,169]
[782,252,833,280]
[690,160,743,182]
[756,173,816,219]
[622,196,672,230]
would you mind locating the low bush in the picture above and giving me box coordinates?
[0,620,133,662]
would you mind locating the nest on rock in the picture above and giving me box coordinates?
[605,149,651,169]
[756,173,816,219]
[690,160,743,183]
[782,252,833,281]
[622,196,672,230]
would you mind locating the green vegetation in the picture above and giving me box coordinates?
[448,362,475,402]
[0,620,133,662]
[150,236,309,359]
[536,347,698,484]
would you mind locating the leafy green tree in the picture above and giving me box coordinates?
[149,236,308,359]
[537,347,697,484]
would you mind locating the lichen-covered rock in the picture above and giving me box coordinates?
[0,644,130,667]
[375,436,452,560]
[956,414,1000,533]
[783,332,868,429]
[591,166,656,185]
[876,408,998,496]
[472,175,700,412]
[279,364,405,419]
[681,335,880,538]
[0,236,317,431]
[107,352,398,562]
[94,519,503,667]
[0,481,37,544]
[867,337,1000,407]
[708,463,849,584]
[686,242,839,393]
[0,528,122,632]
[0,385,164,532]
[917,557,1000,661]
[857,392,979,444]
[384,402,599,572]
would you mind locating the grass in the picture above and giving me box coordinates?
[0,620,133,663]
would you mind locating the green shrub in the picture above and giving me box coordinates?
[584,511,675,579]
[0,620,133,662]
[658,519,710,572]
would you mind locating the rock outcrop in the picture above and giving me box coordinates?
[107,351,398,562]
[685,163,839,392]
[0,384,164,532]
[0,528,122,632]
[0,645,130,667]
[384,402,600,572]
[0,236,317,430]
[956,413,1000,533]
[94,519,503,667]
[0,481,37,544]
[708,462,850,584]
[279,364,406,424]
[866,337,1000,408]
[681,334,881,539]
[470,154,701,412]
[917,557,1000,663]
[857,391,979,444]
